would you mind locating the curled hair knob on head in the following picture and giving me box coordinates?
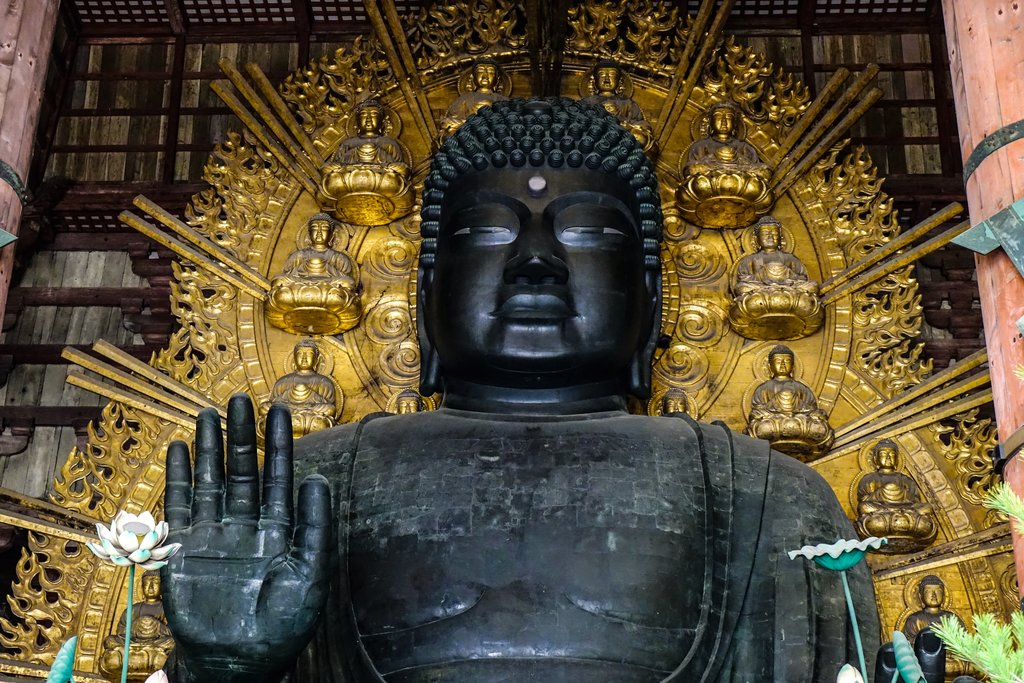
[419,97,663,271]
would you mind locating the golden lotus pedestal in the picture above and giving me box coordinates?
[265,282,363,336]
[856,513,937,554]
[318,165,415,227]
[677,172,774,229]
[763,431,834,462]
[728,290,824,340]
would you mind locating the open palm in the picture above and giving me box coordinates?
[161,395,331,683]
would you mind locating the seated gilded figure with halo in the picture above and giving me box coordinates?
[747,344,834,461]
[99,572,174,681]
[159,98,875,683]
[263,339,340,439]
[265,212,361,336]
[439,59,510,141]
[580,60,656,155]
[855,438,937,553]
[729,215,823,340]
[678,100,773,229]
[317,99,414,226]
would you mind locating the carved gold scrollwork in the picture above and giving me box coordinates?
[675,303,727,348]
[930,409,999,510]
[672,242,726,283]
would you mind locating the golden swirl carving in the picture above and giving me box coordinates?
[662,205,700,243]
[653,342,710,388]
[364,235,419,281]
[377,340,422,386]
[364,297,415,346]
[675,303,727,348]
[672,242,726,283]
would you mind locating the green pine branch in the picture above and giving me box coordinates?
[929,482,1024,681]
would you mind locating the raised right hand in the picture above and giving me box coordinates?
[161,394,332,683]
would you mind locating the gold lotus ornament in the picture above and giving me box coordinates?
[265,213,363,336]
[728,216,823,340]
[677,101,774,228]
[316,99,415,227]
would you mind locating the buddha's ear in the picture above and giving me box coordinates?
[628,269,661,400]
[416,267,442,396]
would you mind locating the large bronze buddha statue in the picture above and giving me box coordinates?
[159,98,877,683]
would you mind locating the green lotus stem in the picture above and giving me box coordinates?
[841,569,868,683]
[121,563,135,683]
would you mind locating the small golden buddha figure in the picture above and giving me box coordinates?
[99,572,174,681]
[902,576,972,675]
[392,389,424,415]
[856,439,937,553]
[746,345,834,461]
[266,339,341,439]
[661,388,692,416]
[439,59,510,141]
[318,99,414,226]
[265,213,362,336]
[728,216,823,340]
[678,101,774,229]
[581,60,656,155]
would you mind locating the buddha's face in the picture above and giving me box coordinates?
[396,394,421,414]
[473,62,497,91]
[595,66,621,95]
[768,351,794,378]
[357,105,383,136]
[663,391,687,414]
[294,345,318,371]
[423,166,651,389]
[141,575,160,600]
[711,107,737,136]
[757,224,781,251]
[309,219,333,247]
[920,582,944,609]
[874,444,898,470]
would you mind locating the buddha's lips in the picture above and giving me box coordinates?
[493,292,575,320]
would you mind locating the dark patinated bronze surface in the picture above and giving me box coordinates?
[161,98,878,683]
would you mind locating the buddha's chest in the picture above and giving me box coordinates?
[343,420,708,644]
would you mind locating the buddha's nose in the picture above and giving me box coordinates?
[503,254,569,285]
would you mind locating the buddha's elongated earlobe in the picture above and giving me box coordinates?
[628,270,661,399]
[416,268,442,396]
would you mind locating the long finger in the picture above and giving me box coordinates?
[165,440,193,532]
[290,474,331,575]
[191,407,225,523]
[261,404,293,526]
[225,394,259,522]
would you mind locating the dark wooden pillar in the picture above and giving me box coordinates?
[0,0,61,323]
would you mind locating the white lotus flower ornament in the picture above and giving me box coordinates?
[87,511,181,570]
[144,671,169,683]
[836,663,865,683]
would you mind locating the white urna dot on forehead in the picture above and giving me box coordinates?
[528,175,547,197]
